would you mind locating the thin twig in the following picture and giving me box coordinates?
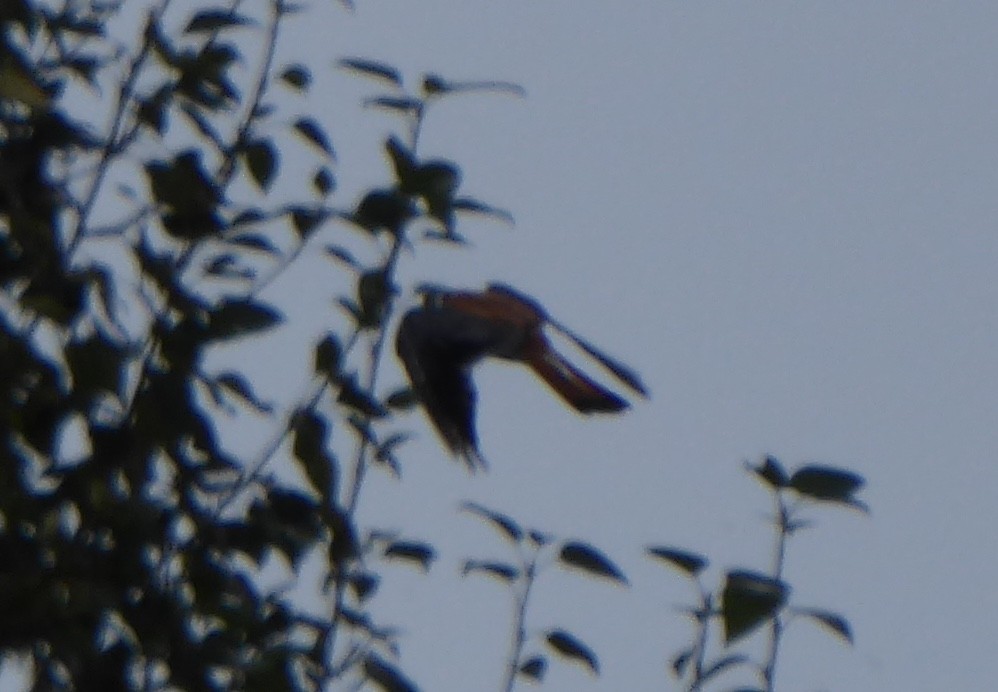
[65,0,171,260]
[761,492,790,691]
[500,554,537,692]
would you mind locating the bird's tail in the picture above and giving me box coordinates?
[546,318,649,398]
[527,347,629,413]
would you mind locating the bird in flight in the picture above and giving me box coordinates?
[395,284,647,469]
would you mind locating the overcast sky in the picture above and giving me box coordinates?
[41,2,998,690]
[256,2,998,691]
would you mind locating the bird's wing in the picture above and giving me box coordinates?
[396,308,515,470]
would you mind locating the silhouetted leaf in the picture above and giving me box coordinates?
[244,139,278,191]
[546,630,599,676]
[722,570,788,644]
[528,530,551,546]
[421,74,525,98]
[293,117,334,157]
[146,150,219,209]
[354,189,415,233]
[280,64,311,90]
[386,136,416,184]
[357,270,394,328]
[293,411,336,499]
[461,560,519,583]
[559,541,627,585]
[789,465,865,504]
[452,197,515,225]
[338,58,403,87]
[288,205,329,238]
[206,299,282,340]
[382,387,415,411]
[405,160,459,199]
[184,9,252,34]
[363,654,417,692]
[519,656,546,681]
[364,96,422,114]
[751,454,789,489]
[337,374,388,418]
[324,245,358,269]
[349,572,379,602]
[217,372,272,413]
[314,334,342,381]
[646,546,708,577]
[384,540,434,571]
[229,232,278,254]
[460,502,523,543]
[65,332,127,400]
[313,166,335,196]
[795,607,853,645]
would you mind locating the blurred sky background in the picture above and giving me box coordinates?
[42,2,998,690]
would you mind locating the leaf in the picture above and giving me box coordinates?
[217,372,272,413]
[751,454,789,489]
[288,205,330,238]
[313,167,335,196]
[314,334,342,381]
[383,387,417,412]
[384,540,435,571]
[349,572,379,602]
[364,95,423,114]
[354,189,415,233]
[338,57,403,87]
[244,139,278,192]
[337,374,388,418]
[280,64,311,90]
[184,9,252,34]
[406,162,461,225]
[528,530,551,547]
[363,654,418,692]
[794,607,853,645]
[546,630,599,676]
[65,332,127,399]
[293,117,335,157]
[518,656,546,681]
[206,299,282,340]
[461,560,519,583]
[146,149,220,212]
[229,232,278,254]
[646,546,708,577]
[385,136,416,184]
[421,74,526,99]
[452,197,515,225]
[460,502,523,543]
[559,541,627,585]
[721,570,788,644]
[357,270,394,328]
[324,245,358,270]
[293,411,337,499]
[789,465,865,504]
